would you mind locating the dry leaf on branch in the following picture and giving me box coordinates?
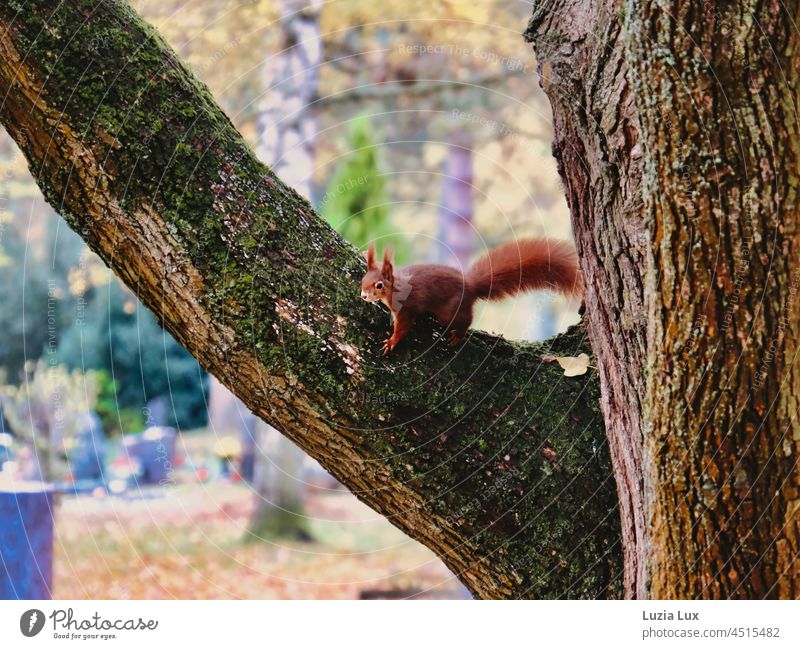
[541,353,591,377]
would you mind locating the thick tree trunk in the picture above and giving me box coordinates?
[528,0,800,597]
[526,0,649,598]
[0,1,620,598]
[630,0,800,599]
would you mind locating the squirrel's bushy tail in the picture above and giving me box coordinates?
[466,238,583,301]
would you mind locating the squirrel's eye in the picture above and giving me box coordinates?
[375,281,383,290]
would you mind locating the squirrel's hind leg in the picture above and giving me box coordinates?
[447,329,466,346]
[445,307,472,346]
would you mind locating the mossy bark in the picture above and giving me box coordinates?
[0,1,620,598]
[526,0,649,598]
[528,0,800,598]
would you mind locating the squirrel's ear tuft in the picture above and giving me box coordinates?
[365,242,377,270]
[382,246,394,281]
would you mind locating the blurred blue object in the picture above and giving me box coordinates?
[145,396,169,427]
[0,432,13,473]
[52,479,105,495]
[122,427,177,486]
[0,482,54,599]
[68,411,106,482]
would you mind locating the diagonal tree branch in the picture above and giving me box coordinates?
[0,0,620,598]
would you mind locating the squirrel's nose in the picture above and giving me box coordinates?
[360,291,369,301]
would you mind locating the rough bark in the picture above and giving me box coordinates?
[526,0,649,598]
[0,1,620,598]
[528,0,800,597]
[629,0,800,598]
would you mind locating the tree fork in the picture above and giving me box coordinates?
[0,1,620,598]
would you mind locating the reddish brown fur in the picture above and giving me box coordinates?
[361,238,582,353]
[467,238,583,300]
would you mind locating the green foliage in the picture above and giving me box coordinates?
[0,222,78,382]
[0,262,51,381]
[92,370,145,438]
[57,280,209,433]
[0,208,207,434]
[319,116,409,263]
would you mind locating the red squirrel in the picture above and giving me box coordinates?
[360,238,583,353]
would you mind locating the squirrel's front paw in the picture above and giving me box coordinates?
[381,338,396,355]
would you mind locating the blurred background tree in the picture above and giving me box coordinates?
[245,0,325,543]
[320,115,409,263]
[57,280,209,436]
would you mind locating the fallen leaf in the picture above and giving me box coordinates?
[555,353,590,377]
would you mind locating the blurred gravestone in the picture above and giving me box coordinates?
[0,404,11,434]
[208,376,257,480]
[122,427,176,486]
[145,396,169,427]
[0,406,12,472]
[0,482,54,599]
[0,433,11,473]
[69,411,106,482]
